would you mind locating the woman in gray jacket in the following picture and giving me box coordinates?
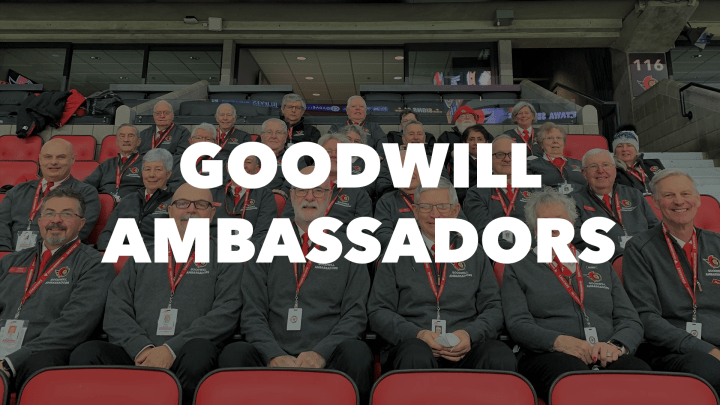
[501,188,650,401]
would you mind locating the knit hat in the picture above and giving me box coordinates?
[453,105,478,123]
[612,130,640,153]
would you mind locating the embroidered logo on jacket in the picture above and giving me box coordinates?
[339,195,350,203]
[230,138,238,143]
[9,267,27,274]
[704,255,720,269]
[156,203,167,211]
[522,191,532,198]
[248,199,256,206]
[587,271,602,282]
[55,267,70,278]
[454,262,466,271]
[164,136,172,143]
[130,167,139,174]
[353,165,361,171]
[650,166,659,172]
[621,200,632,208]
[584,205,595,212]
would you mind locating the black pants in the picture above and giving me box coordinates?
[640,347,720,395]
[519,351,652,402]
[11,349,71,391]
[69,339,219,405]
[219,340,374,405]
[381,338,517,374]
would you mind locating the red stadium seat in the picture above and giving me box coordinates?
[644,195,662,219]
[371,370,536,405]
[493,261,505,287]
[88,194,116,246]
[251,134,259,142]
[563,135,608,161]
[0,251,11,261]
[99,135,120,163]
[113,256,130,275]
[549,371,718,405]
[18,367,181,405]
[0,364,7,405]
[644,194,720,234]
[0,194,4,204]
[612,255,623,283]
[53,135,96,161]
[70,161,99,181]
[194,369,358,405]
[273,192,286,217]
[0,161,39,188]
[0,136,42,161]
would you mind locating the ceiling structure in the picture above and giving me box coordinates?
[670,45,720,90]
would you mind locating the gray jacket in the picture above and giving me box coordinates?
[210,184,277,244]
[138,124,191,156]
[83,153,144,199]
[282,184,373,233]
[527,155,586,191]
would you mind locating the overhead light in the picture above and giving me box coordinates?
[208,76,216,80]
[394,56,404,60]
[693,54,703,58]
[297,57,306,61]
[189,56,200,60]
[184,16,199,24]
[312,93,320,96]
[394,76,402,80]
[305,76,314,80]
[119,76,129,80]
[90,56,101,60]
[495,9,514,26]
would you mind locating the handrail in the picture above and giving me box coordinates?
[680,82,720,121]
[550,83,620,127]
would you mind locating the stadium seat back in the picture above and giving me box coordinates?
[563,135,607,160]
[195,369,358,405]
[18,367,181,405]
[364,93,403,102]
[89,194,116,246]
[372,370,536,405]
[643,194,720,233]
[147,92,170,100]
[0,161,39,188]
[367,101,404,116]
[274,192,286,218]
[70,161,99,181]
[482,92,518,100]
[53,135,96,161]
[493,262,505,287]
[179,101,220,116]
[99,135,120,163]
[0,135,42,160]
[0,372,7,405]
[115,92,147,101]
[209,92,248,101]
[0,91,31,105]
[612,256,623,283]
[549,371,718,405]
[403,93,442,102]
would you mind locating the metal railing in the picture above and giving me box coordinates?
[680,82,720,121]
[550,83,620,127]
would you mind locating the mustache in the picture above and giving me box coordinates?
[180,214,200,221]
[46,223,67,231]
[300,201,320,209]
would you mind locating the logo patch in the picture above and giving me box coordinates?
[621,200,632,208]
[9,267,27,274]
[165,136,172,142]
[195,262,207,268]
[339,194,349,203]
[55,267,69,278]
[704,255,720,269]
[587,271,602,282]
[130,167,139,174]
[353,166,361,171]
[157,203,167,211]
[453,262,466,271]
[650,166,659,172]
[584,205,595,212]
[572,165,580,170]
[713,279,720,286]
[522,191,532,198]
[248,199,255,206]
[230,138,238,143]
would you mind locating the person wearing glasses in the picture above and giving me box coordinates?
[570,149,659,258]
[219,172,374,405]
[96,149,174,251]
[280,94,321,145]
[138,101,191,156]
[84,124,145,202]
[168,123,222,190]
[527,122,586,194]
[329,95,387,153]
[502,189,649,403]
[259,118,308,193]
[215,103,253,161]
[71,184,240,405]
[0,138,100,251]
[464,135,539,248]
[0,188,114,389]
[369,177,515,374]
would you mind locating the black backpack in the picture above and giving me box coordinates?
[85,90,124,116]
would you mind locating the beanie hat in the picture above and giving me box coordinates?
[612,130,640,153]
[453,105,478,123]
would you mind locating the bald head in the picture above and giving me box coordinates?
[40,138,75,182]
[168,184,216,237]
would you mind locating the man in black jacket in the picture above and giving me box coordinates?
[328,96,387,153]
[438,105,479,166]
[280,94,321,145]
[84,124,144,201]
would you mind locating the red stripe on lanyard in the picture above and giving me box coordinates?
[22,239,81,308]
[662,223,698,318]
[28,182,45,222]
[495,188,519,217]
[115,153,140,191]
[167,247,195,296]
[546,154,566,180]
[217,127,235,150]
[152,123,175,149]
[423,243,454,313]
[223,181,250,219]
[627,165,647,187]
[517,128,534,152]
[399,192,414,211]
[591,189,624,229]
[547,245,585,312]
[293,259,313,298]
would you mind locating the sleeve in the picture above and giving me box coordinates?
[83,161,106,190]
[367,261,423,344]
[7,252,115,368]
[623,238,716,354]
[373,196,396,248]
[77,183,101,244]
[311,261,370,360]
[174,126,191,156]
[307,125,321,143]
[103,258,159,358]
[354,188,373,218]
[250,191,277,244]
[0,186,16,250]
[463,188,492,235]
[461,253,503,342]
[501,264,561,352]
[375,159,394,197]
[167,156,186,191]
[240,260,289,364]
[606,266,644,354]
[164,262,242,353]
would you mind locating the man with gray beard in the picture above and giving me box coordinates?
[438,105,479,166]
[218,165,374,404]
[0,188,114,389]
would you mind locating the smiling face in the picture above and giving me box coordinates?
[116,126,141,156]
[142,160,171,195]
[39,139,75,183]
[541,128,565,158]
[215,104,236,132]
[189,128,216,145]
[654,174,701,229]
[582,152,617,195]
[260,120,288,155]
[347,97,367,123]
[400,112,417,128]
[492,137,513,177]
[153,102,174,130]
[614,142,638,166]
[412,188,460,240]
[346,130,363,145]
[402,123,426,146]
[514,106,535,129]
[168,184,215,238]
[38,196,85,250]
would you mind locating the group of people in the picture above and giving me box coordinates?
[0,93,716,405]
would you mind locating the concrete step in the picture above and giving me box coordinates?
[644,152,704,160]
[694,177,720,186]
[684,168,720,177]
[661,159,715,168]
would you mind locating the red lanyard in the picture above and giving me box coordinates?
[19,239,81,316]
[399,191,414,213]
[662,223,699,321]
[591,190,624,228]
[495,188,519,217]
[28,182,45,222]
[325,187,343,217]
[517,127,534,152]
[546,154,567,180]
[152,123,175,149]
[423,243,454,318]
[287,124,294,140]
[627,165,647,186]
[167,247,195,302]
[115,153,140,190]
[547,246,586,314]
[217,127,235,149]
[224,182,250,219]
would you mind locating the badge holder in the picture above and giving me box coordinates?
[686,322,702,339]
[619,234,632,249]
[559,183,573,195]
[16,229,38,252]
[431,319,446,335]
[287,308,302,331]
[501,231,515,243]
[0,319,29,358]
[156,308,178,336]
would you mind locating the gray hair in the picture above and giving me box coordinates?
[340,125,367,145]
[402,120,424,132]
[649,169,699,201]
[511,101,537,124]
[415,177,459,206]
[116,123,138,135]
[491,134,514,146]
[347,95,366,107]
[153,100,173,113]
[39,187,86,218]
[192,123,217,140]
[215,103,237,118]
[261,118,288,134]
[143,148,173,172]
[318,132,350,147]
[524,187,578,234]
[282,93,306,110]
[582,148,613,168]
[536,122,567,145]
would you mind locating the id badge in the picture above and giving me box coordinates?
[287,308,302,331]
[584,327,598,346]
[0,319,28,358]
[619,235,632,249]
[156,308,178,336]
[110,192,121,202]
[686,322,702,339]
[559,183,573,195]
[501,231,514,243]
[431,319,446,334]
[15,231,38,252]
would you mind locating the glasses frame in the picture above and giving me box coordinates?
[170,199,213,210]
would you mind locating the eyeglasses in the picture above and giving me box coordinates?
[191,136,216,142]
[171,199,213,209]
[262,131,286,137]
[153,111,173,117]
[283,106,304,111]
[414,203,454,213]
[40,211,83,220]
[293,188,329,198]
[584,163,615,172]
[492,152,512,160]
